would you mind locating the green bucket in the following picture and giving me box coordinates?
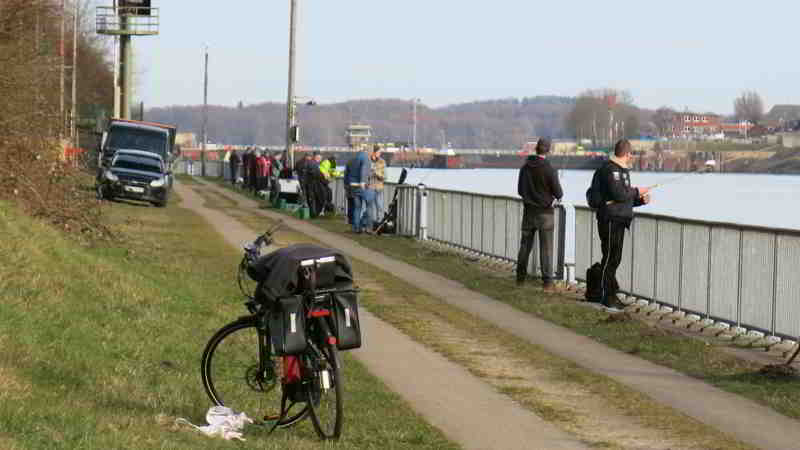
[278,199,287,210]
[297,206,310,220]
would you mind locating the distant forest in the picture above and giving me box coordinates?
[146,96,594,149]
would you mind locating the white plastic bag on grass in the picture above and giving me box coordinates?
[176,406,254,441]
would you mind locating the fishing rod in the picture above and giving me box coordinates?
[648,166,709,190]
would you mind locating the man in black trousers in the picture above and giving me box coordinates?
[594,139,650,310]
[516,138,563,290]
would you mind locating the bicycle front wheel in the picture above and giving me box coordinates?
[201,317,308,428]
[307,340,343,439]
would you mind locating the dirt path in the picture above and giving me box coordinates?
[175,181,589,450]
[187,179,800,450]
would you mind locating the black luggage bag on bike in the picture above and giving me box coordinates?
[269,295,308,355]
[331,290,361,350]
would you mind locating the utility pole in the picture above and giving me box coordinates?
[96,2,158,120]
[60,0,65,137]
[119,15,131,119]
[71,0,78,142]
[285,0,297,168]
[202,46,208,177]
[412,98,418,151]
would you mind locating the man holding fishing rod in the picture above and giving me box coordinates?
[588,139,651,311]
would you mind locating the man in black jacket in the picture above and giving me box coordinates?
[594,139,650,310]
[516,138,564,290]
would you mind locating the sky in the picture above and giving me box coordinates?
[131,0,800,115]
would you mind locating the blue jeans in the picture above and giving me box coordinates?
[372,188,385,222]
[362,188,377,231]
[351,188,366,232]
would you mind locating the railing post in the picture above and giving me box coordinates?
[417,183,428,240]
[556,205,567,280]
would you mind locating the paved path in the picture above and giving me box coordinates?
[176,181,588,450]
[189,180,800,450]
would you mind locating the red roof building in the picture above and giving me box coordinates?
[671,112,721,136]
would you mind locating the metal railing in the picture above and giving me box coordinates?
[574,206,800,338]
[330,179,566,279]
[96,6,160,36]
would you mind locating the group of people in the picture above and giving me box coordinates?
[516,138,651,311]
[293,152,340,218]
[343,145,386,234]
[228,148,285,204]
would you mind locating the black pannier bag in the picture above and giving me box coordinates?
[584,262,603,302]
[332,290,361,350]
[269,296,308,355]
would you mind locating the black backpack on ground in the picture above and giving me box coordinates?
[584,262,603,302]
[585,169,605,210]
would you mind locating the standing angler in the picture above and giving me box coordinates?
[593,139,650,311]
[516,138,563,290]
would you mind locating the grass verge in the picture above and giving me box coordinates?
[0,195,457,450]
[203,179,800,421]
[306,213,800,422]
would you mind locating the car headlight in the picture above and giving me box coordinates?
[150,177,166,188]
[105,171,118,182]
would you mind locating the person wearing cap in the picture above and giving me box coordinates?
[269,151,283,205]
[366,145,386,230]
[516,138,563,290]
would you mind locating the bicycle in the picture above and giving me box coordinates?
[200,221,359,440]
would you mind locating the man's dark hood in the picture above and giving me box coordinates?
[524,154,547,169]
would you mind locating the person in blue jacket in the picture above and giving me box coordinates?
[346,149,371,233]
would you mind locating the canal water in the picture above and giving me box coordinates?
[387,167,800,230]
[385,167,800,265]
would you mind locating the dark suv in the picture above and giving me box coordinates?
[97,149,171,207]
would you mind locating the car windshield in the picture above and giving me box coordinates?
[108,127,167,156]
[113,156,163,174]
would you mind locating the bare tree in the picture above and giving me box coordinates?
[565,88,641,144]
[734,91,764,124]
[652,106,675,136]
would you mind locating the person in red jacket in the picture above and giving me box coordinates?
[255,150,268,193]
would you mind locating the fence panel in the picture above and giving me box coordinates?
[775,234,800,337]
[481,198,493,255]
[461,193,473,248]
[506,200,522,261]
[616,228,634,294]
[655,220,682,307]
[427,189,436,240]
[442,191,454,243]
[680,224,711,315]
[492,198,506,258]
[632,217,657,299]
[739,230,775,332]
[574,207,593,280]
[709,227,741,323]
[452,192,463,247]
[471,196,483,252]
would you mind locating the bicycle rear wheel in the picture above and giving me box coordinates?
[201,317,308,427]
[306,340,343,439]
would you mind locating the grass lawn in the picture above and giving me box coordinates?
[309,217,800,421]
[199,178,767,449]
[0,194,457,450]
[201,175,800,423]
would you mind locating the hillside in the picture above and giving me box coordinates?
[145,96,578,149]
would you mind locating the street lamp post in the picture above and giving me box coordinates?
[412,98,419,151]
[285,0,298,169]
[202,45,208,177]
